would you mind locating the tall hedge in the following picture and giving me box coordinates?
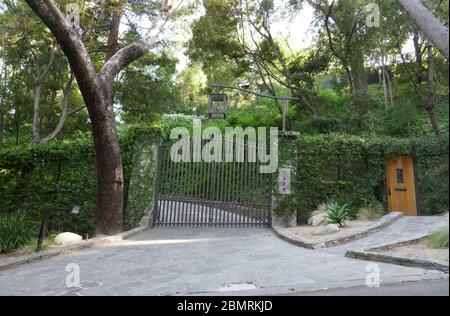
[285,134,448,224]
[1,128,447,234]
[0,125,161,236]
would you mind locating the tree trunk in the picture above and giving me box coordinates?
[395,34,419,96]
[105,5,123,61]
[350,52,368,92]
[33,48,56,143]
[344,66,355,93]
[0,112,4,146]
[426,43,443,139]
[398,0,449,59]
[0,64,6,146]
[384,66,394,108]
[40,74,75,143]
[32,84,43,143]
[92,83,124,235]
[25,0,174,235]
[427,106,442,139]
[413,33,425,85]
[381,67,389,109]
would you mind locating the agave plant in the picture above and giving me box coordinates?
[326,201,350,228]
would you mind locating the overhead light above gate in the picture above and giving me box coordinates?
[208,93,227,119]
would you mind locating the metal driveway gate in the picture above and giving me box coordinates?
[152,142,272,227]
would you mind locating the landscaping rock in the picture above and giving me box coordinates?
[310,210,323,217]
[55,232,83,246]
[313,224,340,236]
[308,212,328,227]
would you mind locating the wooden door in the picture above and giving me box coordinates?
[386,156,418,216]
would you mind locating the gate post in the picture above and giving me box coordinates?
[151,141,163,227]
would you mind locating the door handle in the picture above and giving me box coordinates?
[388,188,391,196]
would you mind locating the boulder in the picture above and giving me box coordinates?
[313,224,340,236]
[310,203,327,217]
[308,212,328,227]
[54,232,83,246]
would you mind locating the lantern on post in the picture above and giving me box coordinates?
[36,204,81,251]
[208,93,227,119]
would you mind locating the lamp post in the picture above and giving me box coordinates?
[211,84,299,132]
[36,204,80,251]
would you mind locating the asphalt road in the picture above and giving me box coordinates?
[0,226,447,295]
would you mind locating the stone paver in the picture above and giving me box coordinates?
[0,215,447,296]
[324,213,449,256]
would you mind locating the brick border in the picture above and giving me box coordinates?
[0,221,150,271]
[271,212,403,249]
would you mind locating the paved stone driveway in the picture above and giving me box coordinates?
[324,214,449,255]
[0,215,448,296]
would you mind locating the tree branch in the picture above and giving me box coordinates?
[99,0,181,82]
[41,73,75,143]
[398,0,449,59]
[105,1,124,61]
[33,48,57,143]
[25,0,103,103]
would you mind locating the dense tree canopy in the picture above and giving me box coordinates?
[0,0,448,234]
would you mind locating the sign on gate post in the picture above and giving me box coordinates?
[278,167,291,195]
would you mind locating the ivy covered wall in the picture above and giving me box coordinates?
[0,126,161,235]
[275,134,449,224]
[123,139,159,230]
[1,128,447,234]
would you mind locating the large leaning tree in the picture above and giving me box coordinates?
[25,0,179,235]
[398,0,449,60]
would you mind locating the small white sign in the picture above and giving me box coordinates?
[278,168,291,195]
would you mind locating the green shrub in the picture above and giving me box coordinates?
[427,226,449,249]
[326,201,350,227]
[296,116,344,134]
[0,213,33,254]
[382,103,419,137]
[0,125,161,235]
[293,134,448,223]
[358,201,384,221]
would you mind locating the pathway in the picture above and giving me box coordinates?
[0,214,447,296]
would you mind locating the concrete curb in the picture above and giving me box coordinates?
[346,249,449,273]
[345,233,449,273]
[271,212,403,249]
[0,223,149,272]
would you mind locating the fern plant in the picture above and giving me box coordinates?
[0,213,32,254]
[326,201,350,228]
